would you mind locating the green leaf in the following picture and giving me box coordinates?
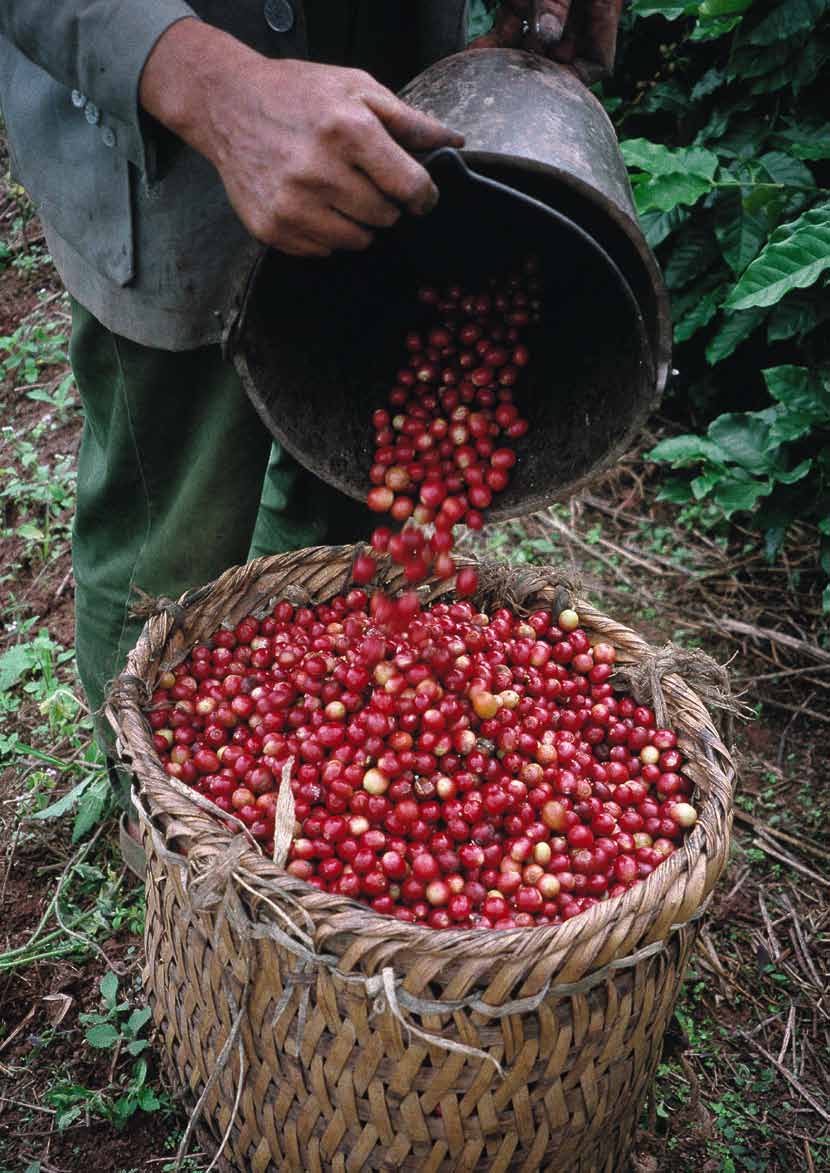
[789,37,830,93]
[705,308,766,364]
[665,227,720,289]
[700,0,753,17]
[713,476,771,516]
[691,470,722,498]
[708,413,776,472]
[0,644,37,692]
[656,479,695,503]
[622,140,719,180]
[766,293,830,340]
[126,1006,153,1035]
[749,0,829,46]
[639,205,690,248]
[72,774,111,842]
[467,0,496,38]
[126,1038,150,1056]
[55,1104,85,1130]
[728,39,794,82]
[28,774,95,822]
[771,121,830,162]
[690,13,742,38]
[714,190,768,275]
[638,79,690,117]
[100,971,119,1008]
[759,152,816,192]
[725,202,830,310]
[631,0,699,15]
[137,1086,162,1112]
[85,1022,121,1049]
[634,172,714,213]
[773,457,813,483]
[648,434,729,466]
[763,365,830,413]
[691,66,727,100]
[674,286,724,342]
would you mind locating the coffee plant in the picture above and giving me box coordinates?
[603,0,830,605]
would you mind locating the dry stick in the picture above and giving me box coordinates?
[751,838,830,888]
[754,662,830,683]
[733,808,829,865]
[759,694,830,725]
[0,821,22,907]
[804,1139,816,1173]
[543,514,639,589]
[778,1003,796,1066]
[0,1007,36,1058]
[710,616,830,664]
[781,895,826,994]
[757,891,782,963]
[559,509,674,577]
[738,1031,830,1124]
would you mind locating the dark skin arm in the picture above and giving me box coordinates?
[139,19,464,257]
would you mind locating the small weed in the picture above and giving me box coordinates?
[1,424,76,563]
[26,369,78,418]
[43,973,167,1131]
[0,314,68,385]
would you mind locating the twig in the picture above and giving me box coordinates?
[54,567,73,600]
[758,891,782,963]
[804,1138,816,1173]
[543,514,639,589]
[738,1031,830,1123]
[0,1006,36,1057]
[0,821,22,906]
[758,694,830,726]
[750,838,830,888]
[755,662,830,683]
[0,1096,55,1114]
[733,808,829,864]
[710,616,830,664]
[777,1003,796,1066]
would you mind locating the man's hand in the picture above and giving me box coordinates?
[140,20,464,257]
[470,0,623,82]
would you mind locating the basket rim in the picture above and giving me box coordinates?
[108,544,735,989]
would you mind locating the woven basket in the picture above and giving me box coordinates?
[108,546,735,1173]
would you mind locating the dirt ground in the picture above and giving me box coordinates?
[1,170,828,1173]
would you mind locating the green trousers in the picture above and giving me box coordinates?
[70,299,371,769]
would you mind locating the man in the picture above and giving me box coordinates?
[0,1,621,808]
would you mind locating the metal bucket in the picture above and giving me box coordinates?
[229,49,671,520]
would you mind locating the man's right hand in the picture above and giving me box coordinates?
[140,19,464,257]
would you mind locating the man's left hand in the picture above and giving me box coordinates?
[470,1,624,83]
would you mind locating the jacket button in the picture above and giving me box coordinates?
[264,0,294,33]
[84,102,101,125]
[71,89,86,108]
[101,126,116,148]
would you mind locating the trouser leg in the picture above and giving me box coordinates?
[70,300,273,762]
[247,439,374,558]
[70,300,373,804]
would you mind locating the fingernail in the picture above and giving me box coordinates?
[418,183,440,215]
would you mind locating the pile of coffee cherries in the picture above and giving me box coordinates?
[151,593,698,930]
[353,260,538,625]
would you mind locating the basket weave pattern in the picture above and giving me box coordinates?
[109,546,735,1173]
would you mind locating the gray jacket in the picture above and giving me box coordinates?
[0,2,469,349]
